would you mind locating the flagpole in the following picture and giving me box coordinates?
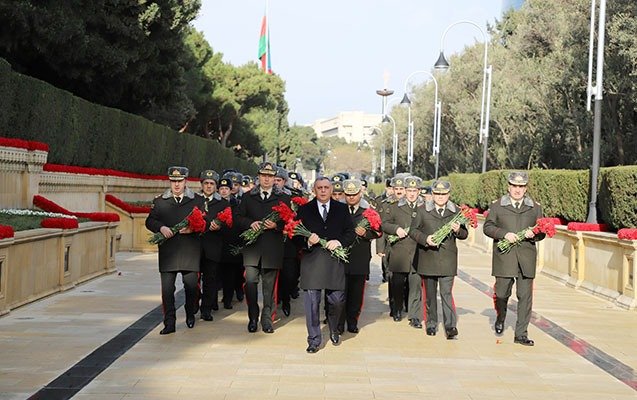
[265,0,270,73]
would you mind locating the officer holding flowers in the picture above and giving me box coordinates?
[483,171,546,346]
[145,166,205,335]
[409,180,468,338]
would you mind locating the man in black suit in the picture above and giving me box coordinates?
[145,166,205,334]
[235,162,291,334]
[294,177,356,353]
[197,170,229,321]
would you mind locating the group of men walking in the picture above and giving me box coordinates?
[145,164,545,351]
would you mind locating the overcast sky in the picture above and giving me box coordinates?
[193,1,504,125]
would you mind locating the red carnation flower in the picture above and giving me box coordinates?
[213,207,233,228]
[618,228,637,240]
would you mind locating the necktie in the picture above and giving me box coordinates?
[514,201,520,209]
[322,204,328,221]
[350,205,355,215]
[262,191,269,201]
[438,208,444,216]
[174,196,181,204]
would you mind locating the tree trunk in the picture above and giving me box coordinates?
[220,120,234,148]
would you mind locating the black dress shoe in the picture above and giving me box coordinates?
[282,302,291,317]
[159,326,175,335]
[495,321,504,335]
[330,333,340,345]
[347,326,359,334]
[514,336,535,346]
[392,311,402,322]
[236,291,244,301]
[223,302,233,310]
[306,344,319,353]
[200,311,213,321]
[186,315,195,328]
[211,303,219,311]
[426,327,436,336]
[445,327,458,340]
[247,320,258,333]
[262,325,274,334]
[409,319,422,329]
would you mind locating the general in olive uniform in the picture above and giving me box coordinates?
[409,180,468,338]
[198,169,229,320]
[145,166,205,334]
[294,177,356,353]
[235,162,291,333]
[483,171,546,346]
[338,179,381,334]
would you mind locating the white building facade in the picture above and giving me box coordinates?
[311,111,382,144]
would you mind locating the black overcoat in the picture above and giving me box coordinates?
[199,193,230,262]
[294,199,356,290]
[346,206,382,276]
[145,187,205,272]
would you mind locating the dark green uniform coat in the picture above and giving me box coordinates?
[381,198,421,273]
[483,195,545,278]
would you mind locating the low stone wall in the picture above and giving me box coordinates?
[0,222,118,315]
[464,217,637,310]
[105,203,155,253]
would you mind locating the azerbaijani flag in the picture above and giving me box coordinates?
[258,10,272,74]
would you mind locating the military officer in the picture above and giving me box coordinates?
[483,171,546,346]
[331,180,345,203]
[217,177,244,309]
[274,166,297,317]
[145,166,205,334]
[409,180,468,338]
[235,161,291,333]
[242,175,255,192]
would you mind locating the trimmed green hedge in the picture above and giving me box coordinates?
[0,58,256,177]
[448,173,480,207]
[599,166,637,229]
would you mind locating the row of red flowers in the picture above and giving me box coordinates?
[33,195,120,223]
[105,194,151,214]
[0,224,15,239]
[41,218,79,229]
[0,137,49,152]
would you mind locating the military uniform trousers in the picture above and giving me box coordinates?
[494,269,533,338]
[420,275,457,330]
[161,271,198,328]
[245,264,278,329]
[338,274,367,333]
[278,256,299,307]
[199,257,220,314]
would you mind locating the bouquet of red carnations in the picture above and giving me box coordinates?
[290,196,309,212]
[497,217,556,253]
[283,219,349,263]
[430,205,478,246]
[148,206,207,245]
[239,201,295,246]
[212,207,233,228]
[357,208,382,232]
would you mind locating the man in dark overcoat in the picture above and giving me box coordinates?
[294,177,356,353]
[483,171,545,346]
[145,166,205,334]
[337,179,381,334]
[381,176,422,322]
[197,170,229,321]
[235,162,291,333]
[409,180,468,338]
[217,177,243,309]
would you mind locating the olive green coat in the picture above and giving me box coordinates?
[381,198,422,273]
[483,195,545,278]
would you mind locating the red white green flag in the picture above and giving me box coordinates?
[258,8,272,74]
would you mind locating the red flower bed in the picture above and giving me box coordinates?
[105,194,151,214]
[43,164,166,181]
[0,224,15,239]
[617,228,637,240]
[0,137,49,152]
[33,195,120,222]
[41,218,79,229]
[566,222,610,232]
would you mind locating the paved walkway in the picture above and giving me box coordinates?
[1,245,636,400]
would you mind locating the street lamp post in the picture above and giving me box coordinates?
[382,114,397,176]
[585,0,607,223]
[376,88,395,116]
[434,20,492,173]
[400,71,441,177]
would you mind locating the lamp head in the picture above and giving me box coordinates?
[434,51,450,70]
[400,93,411,105]
[382,115,390,123]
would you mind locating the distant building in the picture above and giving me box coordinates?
[311,111,382,144]
[502,0,524,12]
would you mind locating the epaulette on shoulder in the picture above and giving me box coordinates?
[491,199,497,204]
[154,194,161,199]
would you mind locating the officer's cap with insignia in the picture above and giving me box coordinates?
[168,166,188,181]
[241,175,254,187]
[275,166,289,179]
[432,180,451,194]
[343,179,362,195]
[331,173,346,183]
[288,171,303,183]
[218,177,232,189]
[258,161,277,176]
[508,171,529,186]
[224,172,243,183]
[333,181,344,193]
[420,185,432,195]
[200,169,219,183]
[361,179,368,188]
[390,176,405,188]
[405,176,422,189]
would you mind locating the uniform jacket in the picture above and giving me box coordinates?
[409,200,468,276]
[145,187,205,272]
[375,196,396,255]
[346,205,382,275]
[199,193,229,262]
[381,197,422,273]
[483,195,545,278]
[294,199,356,290]
[235,185,291,269]
[220,195,243,264]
